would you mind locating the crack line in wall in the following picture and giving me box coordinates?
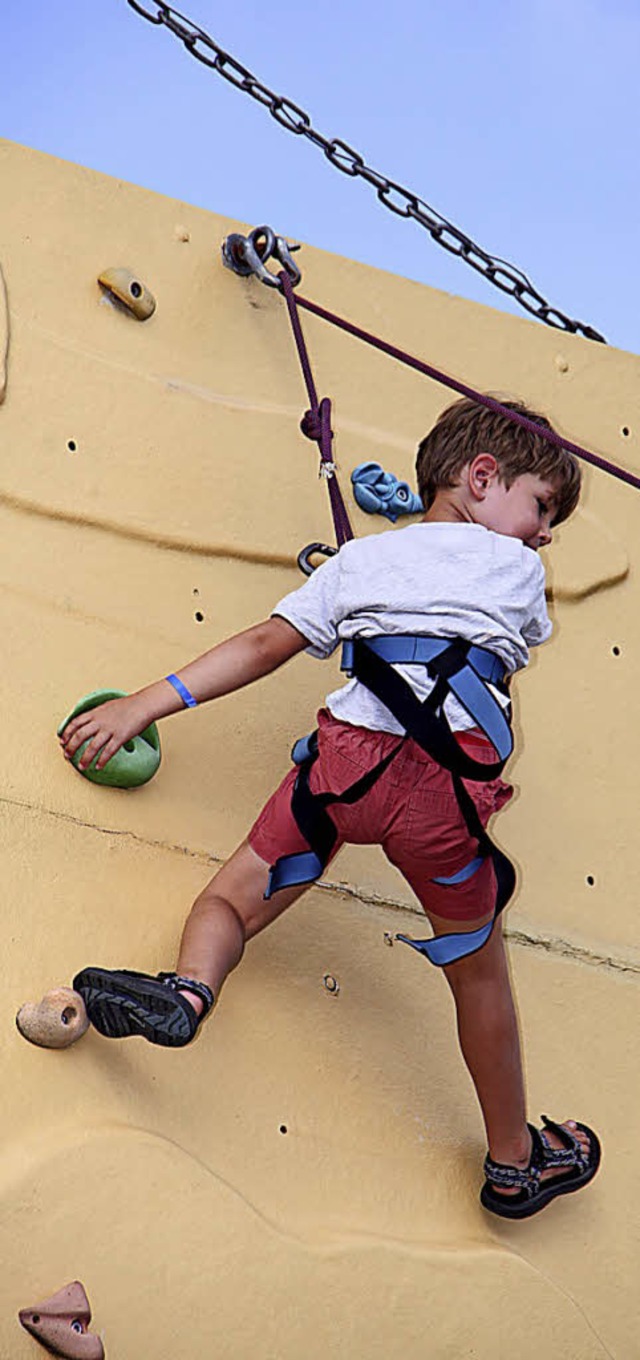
[0,793,220,867]
[319,875,640,977]
[2,794,637,979]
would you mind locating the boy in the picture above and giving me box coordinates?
[59,396,600,1219]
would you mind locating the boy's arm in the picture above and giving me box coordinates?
[59,617,308,772]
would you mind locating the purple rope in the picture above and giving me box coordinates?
[279,271,354,546]
[291,291,640,495]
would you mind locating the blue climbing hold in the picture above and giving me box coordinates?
[57,689,161,789]
[351,462,423,522]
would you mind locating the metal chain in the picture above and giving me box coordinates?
[127,0,606,343]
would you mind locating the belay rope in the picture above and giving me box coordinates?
[220,229,640,558]
[278,269,354,553]
[282,273,640,528]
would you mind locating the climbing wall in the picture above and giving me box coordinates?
[1,137,639,1359]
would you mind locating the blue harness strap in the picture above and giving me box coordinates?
[266,634,516,965]
[341,635,513,768]
[397,920,494,967]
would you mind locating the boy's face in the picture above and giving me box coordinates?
[475,471,558,551]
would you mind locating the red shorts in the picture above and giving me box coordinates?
[249,710,513,922]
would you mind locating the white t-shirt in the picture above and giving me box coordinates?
[273,522,552,735]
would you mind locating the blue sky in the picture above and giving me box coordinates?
[3,0,639,353]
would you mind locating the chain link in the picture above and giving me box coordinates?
[127,0,606,343]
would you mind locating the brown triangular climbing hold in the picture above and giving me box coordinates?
[18,1281,104,1359]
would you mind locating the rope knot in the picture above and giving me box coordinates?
[300,396,333,446]
[300,409,322,441]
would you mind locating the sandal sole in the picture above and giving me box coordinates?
[73,967,197,1047]
[480,1123,601,1220]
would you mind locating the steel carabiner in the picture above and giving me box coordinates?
[272,233,302,288]
[296,542,337,576]
[222,224,301,289]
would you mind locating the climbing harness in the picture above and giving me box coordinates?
[127,0,606,342]
[266,635,517,967]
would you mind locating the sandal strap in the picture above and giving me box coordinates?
[483,1118,588,1199]
[540,1114,589,1172]
[156,972,215,1017]
[483,1123,544,1198]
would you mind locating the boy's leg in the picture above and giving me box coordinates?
[431,909,592,1184]
[73,839,307,1045]
[438,913,528,1162]
[175,838,307,1010]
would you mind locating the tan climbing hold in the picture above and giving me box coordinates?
[16,988,89,1049]
[97,266,156,320]
[18,1281,104,1359]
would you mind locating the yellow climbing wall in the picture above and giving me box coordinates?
[1,138,639,1358]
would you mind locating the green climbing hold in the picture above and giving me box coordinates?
[57,689,161,788]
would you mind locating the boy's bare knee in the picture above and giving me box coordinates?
[191,885,246,942]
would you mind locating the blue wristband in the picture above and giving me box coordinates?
[165,673,198,709]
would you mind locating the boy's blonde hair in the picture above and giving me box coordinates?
[416,397,582,525]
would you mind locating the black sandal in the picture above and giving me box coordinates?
[72,967,214,1048]
[480,1116,601,1219]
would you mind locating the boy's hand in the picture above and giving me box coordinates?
[58,695,152,772]
[57,617,309,774]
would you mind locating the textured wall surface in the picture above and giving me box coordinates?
[1,139,639,1358]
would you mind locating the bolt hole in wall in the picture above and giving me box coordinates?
[67,439,77,452]
[612,645,621,656]
[621,426,631,437]
[323,973,340,995]
[586,875,596,887]
[279,1125,288,1135]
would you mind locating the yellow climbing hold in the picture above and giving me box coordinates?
[98,265,156,320]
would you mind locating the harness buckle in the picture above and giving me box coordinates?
[222,225,302,290]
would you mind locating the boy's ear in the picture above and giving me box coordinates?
[468,453,500,500]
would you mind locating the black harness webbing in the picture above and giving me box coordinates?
[265,636,516,965]
[344,637,510,781]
